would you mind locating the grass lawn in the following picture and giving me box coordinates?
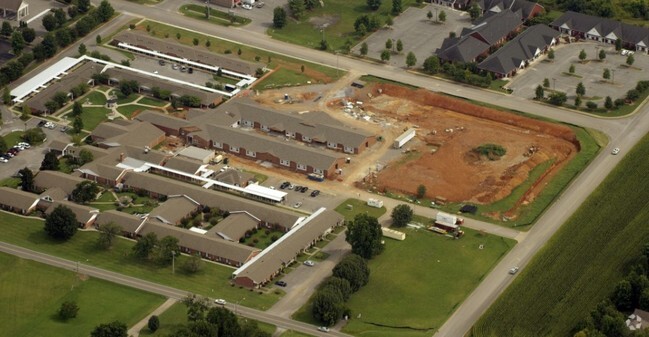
[0,211,282,310]
[116,93,139,105]
[138,97,169,107]
[3,130,25,146]
[0,252,165,337]
[138,21,344,87]
[334,198,387,221]
[254,67,313,90]
[80,107,112,131]
[179,4,250,27]
[239,228,285,249]
[293,227,515,336]
[58,157,75,174]
[117,104,157,119]
[212,74,240,85]
[470,130,649,336]
[0,177,20,188]
[280,330,314,337]
[268,0,418,51]
[83,91,107,106]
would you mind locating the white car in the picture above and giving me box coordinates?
[214,299,226,305]
[509,267,519,275]
[304,260,315,266]
[612,147,620,155]
[317,326,330,332]
[17,142,30,148]
[0,157,8,163]
[293,202,302,208]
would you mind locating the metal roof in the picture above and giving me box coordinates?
[244,183,288,201]
[11,57,83,103]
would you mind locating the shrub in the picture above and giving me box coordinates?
[474,144,507,159]
[586,101,597,110]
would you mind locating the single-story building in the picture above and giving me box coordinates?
[94,210,146,238]
[177,146,216,164]
[207,211,261,242]
[33,171,86,196]
[0,187,39,214]
[45,200,99,228]
[0,0,29,21]
[475,0,544,21]
[148,195,201,225]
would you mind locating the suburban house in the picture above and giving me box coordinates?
[436,9,524,64]
[90,120,166,149]
[478,24,560,78]
[475,0,544,21]
[0,0,29,21]
[0,187,39,214]
[233,208,344,288]
[551,11,649,53]
[148,195,201,225]
[45,200,99,228]
[33,171,86,196]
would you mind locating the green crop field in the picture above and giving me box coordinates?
[0,211,282,310]
[470,132,649,336]
[0,252,164,337]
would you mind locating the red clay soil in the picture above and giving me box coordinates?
[358,84,578,216]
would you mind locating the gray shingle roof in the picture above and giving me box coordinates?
[149,195,200,225]
[479,25,560,75]
[208,212,260,242]
[478,0,541,20]
[45,200,99,225]
[551,11,649,47]
[135,110,189,130]
[25,62,100,112]
[0,187,38,211]
[163,156,205,175]
[34,171,86,195]
[0,0,26,11]
[94,210,145,233]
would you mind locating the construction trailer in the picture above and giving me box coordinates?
[367,198,384,208]
[382,227,406,241]
[393,128,416,149]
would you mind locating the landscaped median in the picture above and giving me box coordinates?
[0,211,282,310]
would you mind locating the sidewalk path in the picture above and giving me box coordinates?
[128,298,177,337]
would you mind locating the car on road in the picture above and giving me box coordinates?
[287,184,294,190]
[612,147,620,155]
[304,260,315,266]
[300,186,308,193]
[280,181,290,189]
[172,64,179,70]
[37,120,47,127]
[188,67,193,74]
[317,326,330,332]
[158,59,165,66]
[60,126,70,133]
[0,157,7,163]
[214,299,226,305]
[242,3,252,9]
[44,122,55,129]
[310,190,320,197]
[509,267,519,275]
[293,202,302,208]
[275,280,287,287]
[17,142,30,149]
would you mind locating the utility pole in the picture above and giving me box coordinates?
[172,251,176,274]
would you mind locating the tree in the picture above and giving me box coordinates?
[628,89,640,101]
[439,10,446,22]
[598,49,606,61]
[96,0,115,22]
[615,38,622,51]
[206,306,240,337]
[423,55,440,74]
[181,253,202,274]
[96,34,102,45]
[548,92,567,105]
[603,68,611,80]
[154,235,180,265]
[396,39,403,53]
[72,101,83,117]
[627,54,635,66]
[205,40,211,47]
[79,149,94,165]
[44,205,78,240]
[19,167,34,192]
[11,31,25,55]
[41,33,58,58]
[272,7,287,28]
[23,127,46,144]
[40,151,60,171]
[148,315,160,332]
[605,96,613,109]
[0,137,6,154]
[345,214,383,259]
[569,64,575,74]
[59,301,79,320]
[320,276,352,301]
[175,32,181,39]
[71,181,99,204]
[183,294,210,322]
[42,14,57,31]
[319,39,328,51]
[367,0,381,10]
[391,204,413,227]
[3,86,10,105]
[53,8,66,27]
[72,115,83,134]
[332,254,370,292]
[576,82,586,96]
[469,4,481,20]
[548,48,555,61]
[192,37,199,46]
[535,85,544,99]
[427,10,433,20]
[97,222,122,250]
[78,43,87,55]
[574,95,582,107]
[380,49,390,62]
[312,288,343,326]
[391,0,402,15]
[385,38,392,50]
[404,51,417,68]
[78,0,90,13]
[360,42,368,56]
[0,21,11,37]
[305,0,319,10]
[578,49,587,62]
[91,321,128,337]
[21,27,35,43]
[612,280,633,310]
[288,0,305,19]
[586,101,597,110]
[133,232,158,260]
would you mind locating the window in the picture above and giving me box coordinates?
[261,125,269,132]
[344,146,354,153]
[302,135,311,142]
[213,142,223,149]
[313,168,324,174]
[285,132,296,138]
[327,142,337,149]
[297,163,307,171]
[230,146,239,153]
[246,150,256,157]
[280,159,290,166]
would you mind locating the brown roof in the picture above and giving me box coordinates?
[0,187,38,211]
[135,110,189,131]
[163,156,205,175]
[26,62,100,112]
[208,212,260,241]
[149,195,200,225]
[49,140,73,153]
[94,210,145,233]
[138,220,259,264]
[213,169,255,187]
[0,0,25,11]
[91,120,165,148]
[34,171,86,195]
[39,187,67,201]
[45,200,99,225]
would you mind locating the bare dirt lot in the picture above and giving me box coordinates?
[347,83,579,210]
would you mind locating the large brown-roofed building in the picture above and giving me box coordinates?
[45,200,99,228]
[0,187,39,214]
[163,156,206,175]
[148,195,200,225]
[94,210,146,238]
[135,110,189,137]
[90,120,165,149]
[33,171,86,196]
[208,212,261,242]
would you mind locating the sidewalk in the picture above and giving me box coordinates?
[128,298,177,337]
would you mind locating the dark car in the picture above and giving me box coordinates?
[294,185,302,192]
[310,190,320,197]
[188,67,193,74]
[280,181,290,189]
[158,59,165,66]
[37,120,47,127]
[275,280,287,287]
[300,186,308,193]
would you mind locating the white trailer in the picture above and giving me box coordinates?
[367,198,384,208]
[435,211,458,227]
[382,227,406,241]
[393,128,416,149]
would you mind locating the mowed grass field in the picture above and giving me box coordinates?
[0,252,164,337]
[470,133,649,336]
[291,227,514,337]
[0,211,282,310]
[334,198,387,221]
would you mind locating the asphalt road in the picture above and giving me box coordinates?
[0,241,348,337]
[15,1,649,335]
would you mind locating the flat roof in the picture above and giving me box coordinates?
[11,57,83,103]
[178,146,214,160]
[243,183,287,201]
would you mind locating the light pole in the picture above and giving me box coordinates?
[171,251,176,274]
[435,8,438,23]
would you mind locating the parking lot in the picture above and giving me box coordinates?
[262,175,342,212]
[130,56,216,87]
[202,0,277,33]
[508,41,649,103]
[351,4,471,67]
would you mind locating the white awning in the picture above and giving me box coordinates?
[11,57,83,103]
[243,183,287,201]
